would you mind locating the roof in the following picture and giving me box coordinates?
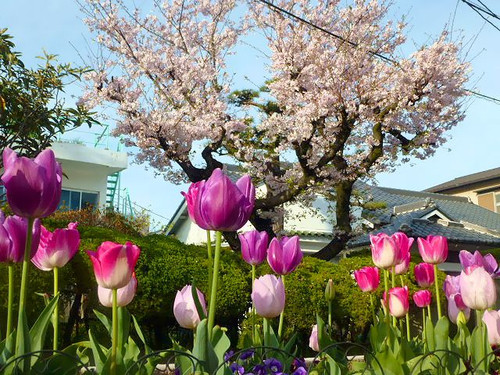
[425,167,500,193]
[349,184,500,247]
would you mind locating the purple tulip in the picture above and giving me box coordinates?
[309,324,320,352]
[252,274,285,318]
[387,286,409,318]
[0,214,41,263]
[443,275,470,324]
[483,310,500,347]
[459,266,496,310]
[267,236,303,275]
[354,266,380,292]
[1,148,62,218]
[173,285,207,329]
[414,263,435,288]
[417,235,448,264]
[239,230,268,266]
[181,168,255,231]
[87,241,140,289]
[459,250,500,278]
[32,223,80,271]
[370,233,399,269]
[98,273,138,307]
[413,290,432,308]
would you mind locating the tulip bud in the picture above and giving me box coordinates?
[309,324,320,352]
[456,311,468,326]
[392,232,414,265]
[0,215,41,263]
[417,236,448,264]
[251,274,285,318]
[370,233,399,269]
[1,148,62,218]
[354,266,380,293]
[413,290,432,308]
[414,263,435,288]
[267,236,303,275]
[459,266,496,310]
[325,279,335,302]
[173,285,207,329]
[387,286,409,318]
[239,230,268,266]
[98,273,138,307]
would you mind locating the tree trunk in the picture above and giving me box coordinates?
[312,180,354,260]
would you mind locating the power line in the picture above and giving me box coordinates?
[255,0,500,105]
[462,0,500,32]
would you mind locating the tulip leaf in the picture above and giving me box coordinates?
[323,354,342,375]
[132,314,152,355]
[172,339,197,375]
[15,309,31,372]
[29,294,59,354]
[88,328,108,373]
[211,326,230,375]
[191,280,207,321]
[93,309,112,334]
[262,318,279,349]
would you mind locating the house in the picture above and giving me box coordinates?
[165,171,500,263]
[0,141,128,211]
[425,167,500,214]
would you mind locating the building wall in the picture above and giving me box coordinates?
[438,179,500,214]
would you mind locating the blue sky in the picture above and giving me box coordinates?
[1,0,499,229]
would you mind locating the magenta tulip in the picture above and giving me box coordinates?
[392,232,414,264]
[267,236,303,275]
[181,168,255,231]
[413,290,432,308]
[354,266,380,292]
[483,310,500,347]
[459,250,500,278]
[1,148,62,218]
[417,235,448,264]
[173,285,207,329]
[414,263,435,288]
[0,214,41,263]
[87,241,140,289]
[387,286,409,318]
[239,230,269,266]
[32,223,80,271]
[370,233,399,269]
[98,273,138,307]
[395,250,411,275]
[251,274,285,318]
[309,324,320,352]
[459,265,496,310]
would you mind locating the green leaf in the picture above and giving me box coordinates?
[132,314,151,355]
[15,309,31,372]
[191,281,207,321]
[88,328,108,373]
[211,326,231,375]
[93,309,112,334]
[29,294,59,353]
[262,318,279,349]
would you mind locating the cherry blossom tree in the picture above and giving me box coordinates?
[80,0,469,259]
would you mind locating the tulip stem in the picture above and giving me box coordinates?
[15,217,34,358]
[206,231,213,301]
[251,264,256,343]
[207,231,222,340]
[263,317,271,346]
[422,309,426,341]
[383,270,389,320]
[6,264,14,341]
[391,267,396,327]
[278,275,286,340]
[406,312,411,341]
[427,305,432,322]
[399,275,405,288]
[433,264,442,319]
[111,289,118,375]
[53,266,59,351]
[369,294,376,323]
[328,300,332,336]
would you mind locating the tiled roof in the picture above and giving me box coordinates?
[425,167,500,192]
[349,183,500,247]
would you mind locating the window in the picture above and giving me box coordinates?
[495,192,500,214]
[58,189,99,211]
[0,185,5,203]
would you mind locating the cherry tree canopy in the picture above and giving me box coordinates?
[81,0,469,258]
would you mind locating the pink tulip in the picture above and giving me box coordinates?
[32,223,80,271]
[181,168,255,231]
[392,232,414,265]
[87,241,140,289]
[173,285,207,329]
[483,310,500,347]
[414,263,435,288]
[459,265,496,310]
[239,230,269,266]
[0,214,41,263]
[267,236,303,275]
[395,250,411,275]
[251,274,285,318]
[309,324,320,352]
[354,266,380,292]
[447,294,470,324]
[417,236,448,264]
[370,233,399,269]
[98,273,138,307]
[1,148,62,218]
[413,290,432,308]
[387,286,409,318]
